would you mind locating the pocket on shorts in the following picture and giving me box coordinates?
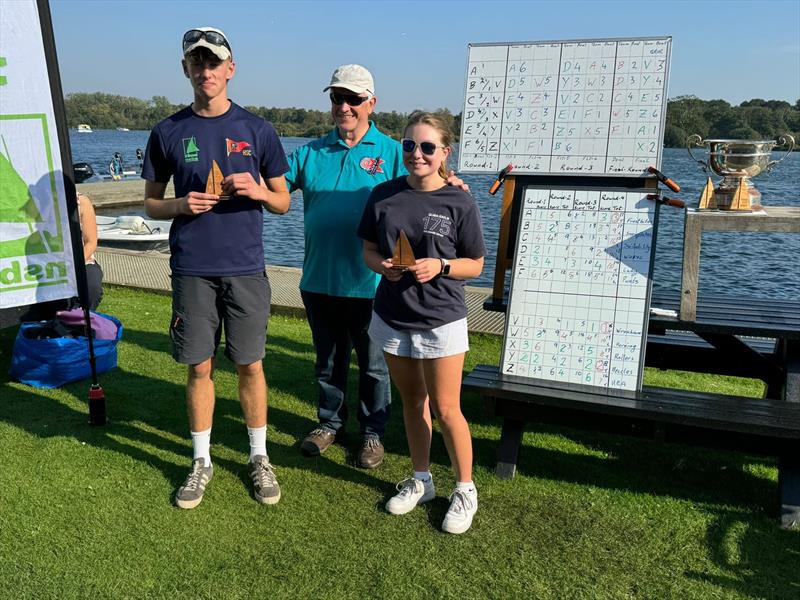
[169,311,186,347]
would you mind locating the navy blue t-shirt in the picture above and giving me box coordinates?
[358,177,486,330]
[142,102,288,276]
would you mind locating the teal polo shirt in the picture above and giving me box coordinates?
[285,122,406,298]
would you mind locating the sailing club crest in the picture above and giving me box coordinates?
[360,156,384,174]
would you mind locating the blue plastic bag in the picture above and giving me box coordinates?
[9,313,123,389]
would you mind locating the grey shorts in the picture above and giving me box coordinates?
[170,273,271,365]
[368,313,469,359]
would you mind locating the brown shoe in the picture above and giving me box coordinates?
[357,436,384,469]
[300,427,336,457]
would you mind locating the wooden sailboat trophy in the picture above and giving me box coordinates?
[391,230,416,270]
[205,160,229,200]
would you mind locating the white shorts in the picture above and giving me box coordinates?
[368,313,469,359]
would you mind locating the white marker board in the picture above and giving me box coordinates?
[459,37,671,176]
[500,187,658,391]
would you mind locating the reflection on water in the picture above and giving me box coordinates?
[75,131,799,300]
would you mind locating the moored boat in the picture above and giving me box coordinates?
[96,216,170,252]
[77,123,92,133]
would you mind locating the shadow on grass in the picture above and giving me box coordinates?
[686,508,800,597]
[0,325,396,504]
[468,415,778,512]
[463,402,800,597]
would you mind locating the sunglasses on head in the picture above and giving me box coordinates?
[182,29,231,54]
[329,92,371,106]
[401,139,445,156]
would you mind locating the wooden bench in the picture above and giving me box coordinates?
[646,293,799,402]
[646,330,781,388]
[463,364,800,529]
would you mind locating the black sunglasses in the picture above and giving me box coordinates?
[329,92,370,106]
[401,139,445,156]
[182,29,232,54]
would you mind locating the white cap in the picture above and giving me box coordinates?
[323,64,374,96]
[183,27,232,61]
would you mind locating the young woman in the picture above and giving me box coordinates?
[357,112,486,534]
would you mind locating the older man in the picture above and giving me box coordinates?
[285,65,401,468]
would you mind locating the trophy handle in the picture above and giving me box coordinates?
[766,134,795,172]
[686,134,708,171]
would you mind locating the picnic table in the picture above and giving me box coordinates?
[467,201,800,529]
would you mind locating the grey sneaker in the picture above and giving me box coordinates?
[175,458,213,509]
[249,455,281,505]
[441,488,478,534]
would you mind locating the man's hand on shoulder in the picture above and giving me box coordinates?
[444,170,470,193]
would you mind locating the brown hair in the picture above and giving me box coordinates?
[404,111,454,180]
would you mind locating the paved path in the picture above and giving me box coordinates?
[95,248,506,336]
[78,180,172,208]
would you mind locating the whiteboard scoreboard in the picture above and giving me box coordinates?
[500,186,658,391]
[459,37,672,176]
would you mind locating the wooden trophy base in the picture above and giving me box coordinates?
[698,177,755,212]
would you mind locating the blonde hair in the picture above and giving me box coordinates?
[404,111,454,180]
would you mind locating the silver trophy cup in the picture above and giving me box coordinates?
[687,134,795,209]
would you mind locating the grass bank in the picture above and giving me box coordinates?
[0,287,796,599]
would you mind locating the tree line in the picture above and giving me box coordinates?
[65,92,800,146]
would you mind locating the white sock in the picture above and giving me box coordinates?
[247,424,267,461]
[414,470,432,483]
[456,480,476,494]
[191,428,212,466]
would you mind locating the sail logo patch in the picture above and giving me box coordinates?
[182,136,199,163]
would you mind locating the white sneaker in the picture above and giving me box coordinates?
[441,488,478,534]
[385,477,435,515]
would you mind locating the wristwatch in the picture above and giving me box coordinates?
[439,258,451,277]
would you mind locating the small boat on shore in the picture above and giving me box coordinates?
[96,215,170,252]
[116,127,130,131]
[96,216,117,229]
[77,124,92,133]
[73,161,96,183]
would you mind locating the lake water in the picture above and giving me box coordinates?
[70,129,800,299]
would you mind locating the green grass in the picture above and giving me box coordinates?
[0,286,797,599]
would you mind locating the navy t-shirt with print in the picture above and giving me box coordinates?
[142,102,288,276]
[357,177,486,330]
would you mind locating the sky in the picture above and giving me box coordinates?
[48,0,800,112]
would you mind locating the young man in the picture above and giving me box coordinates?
[142,27,290,508]
[285,65,402,468]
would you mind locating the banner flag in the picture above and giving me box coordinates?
[0,0,78,309]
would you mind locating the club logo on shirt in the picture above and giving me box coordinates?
[360,156,384,174]
[422,213,452,238]
[182,136,199,163]
[226,138,253,157]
